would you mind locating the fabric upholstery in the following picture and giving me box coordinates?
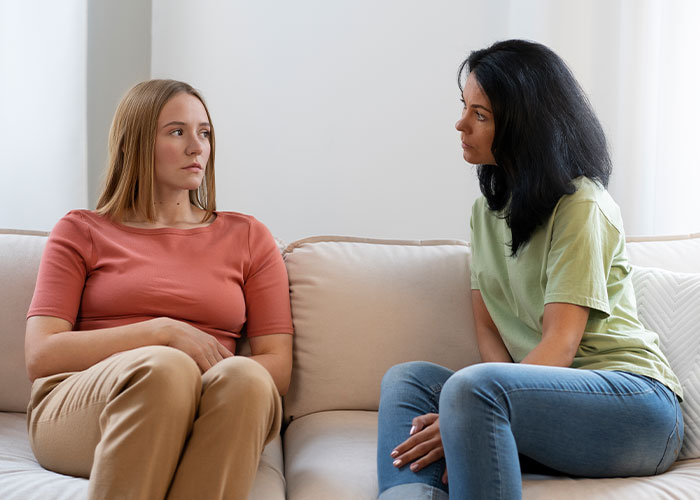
[0,231,47,412]
[632,266,700,460]
[282,237,481,421]
[626,234,700,272]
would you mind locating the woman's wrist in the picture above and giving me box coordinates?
[149,317,173,346]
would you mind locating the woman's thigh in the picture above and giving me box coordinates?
[27,346,201,478]
[440,363,683,477]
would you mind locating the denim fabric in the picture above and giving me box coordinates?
[377,361,683,500]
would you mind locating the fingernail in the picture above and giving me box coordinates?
[410,463,419,471]
[390,450,398,458]
[393,459,402,467]
[409,425,416,435]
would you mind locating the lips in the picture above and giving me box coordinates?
[461,142,473,150]
[183,163,202,172]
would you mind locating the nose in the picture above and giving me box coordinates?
[455,112,469,133]
[186,135,204,156]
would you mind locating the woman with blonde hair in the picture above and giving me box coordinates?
[25,79,293,500]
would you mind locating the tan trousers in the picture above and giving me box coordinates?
[27,346,282,500]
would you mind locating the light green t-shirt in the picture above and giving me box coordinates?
[470,176,683,399]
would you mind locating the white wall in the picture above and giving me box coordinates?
[87,0,152,208]
[150,0,700,242]
[151,0,507,242]
[0,0,87,231]
[5,1,697,239]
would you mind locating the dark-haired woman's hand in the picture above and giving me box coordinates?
[390,413,448,483]
[153,317,233,372]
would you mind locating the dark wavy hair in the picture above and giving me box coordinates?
[459,39,611,255]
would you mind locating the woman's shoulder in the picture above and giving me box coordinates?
[557,177,623,232]
[52,209,106,232]
[214,211,266,229]
[470,195,492,217]
[214,211,277,239]
[470,195,503,227]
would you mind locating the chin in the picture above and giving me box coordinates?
[463,152,480,165]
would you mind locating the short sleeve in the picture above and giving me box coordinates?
[243,218,294,337]
[27,211,93,325]
[544,201,618,316]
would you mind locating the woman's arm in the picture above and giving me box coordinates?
[248,334,293,396]
[471,290,512,363]
[520,302,589,367]
[25,315,233,381]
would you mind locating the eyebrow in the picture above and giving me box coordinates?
[471,104,492,114]
[161,120,211,129]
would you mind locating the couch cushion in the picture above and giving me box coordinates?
[626,233,700,272]
[0,412,284,500]
[0,412,87,500]
[522,458,700,499]
[282,236,481,421]
[284,410,379,500]
[0,230,48,412]
[632,266,700,460]
[283,409,700,500]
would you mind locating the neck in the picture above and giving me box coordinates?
[124,191,210,228]
[151,188,200,225]
[152,201,201,226]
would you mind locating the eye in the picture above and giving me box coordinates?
[200,130,210,138]
[460,97,466,108]
[476,111,486,122]
[170,129,183,136]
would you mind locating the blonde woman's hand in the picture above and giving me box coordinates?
[153,317,233,372]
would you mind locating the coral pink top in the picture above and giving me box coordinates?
[27,210,293,353]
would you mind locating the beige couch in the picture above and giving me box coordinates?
[2,229,700,499]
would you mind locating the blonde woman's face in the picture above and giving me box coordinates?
[154,92,211,193]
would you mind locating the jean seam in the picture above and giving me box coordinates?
[655,401,682,474]
[491,395,503,499]
[492,385,655,401]
[429,382,445,492]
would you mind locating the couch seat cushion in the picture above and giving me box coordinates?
[284,410,379,500]
[0,412,87,500]
[283,410,700,500]
[0,412,284,500]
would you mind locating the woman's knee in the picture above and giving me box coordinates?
[440,362,512,410]
[381,361,451,394]
[205,356,277,401]
[123,346,201,408]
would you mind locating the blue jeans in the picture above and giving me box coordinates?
[377,361,683,500]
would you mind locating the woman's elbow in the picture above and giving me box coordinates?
[24,350,46,383]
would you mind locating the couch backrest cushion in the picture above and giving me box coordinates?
[0,230,48,412]
[627,234,700,272]
[282,236,481,421]
[632,266,700,460]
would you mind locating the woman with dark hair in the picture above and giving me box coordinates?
[376,40,683,499]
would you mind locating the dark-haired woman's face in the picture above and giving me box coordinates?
[455,73,496,165]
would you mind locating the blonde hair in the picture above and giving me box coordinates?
[96,79,216,222]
